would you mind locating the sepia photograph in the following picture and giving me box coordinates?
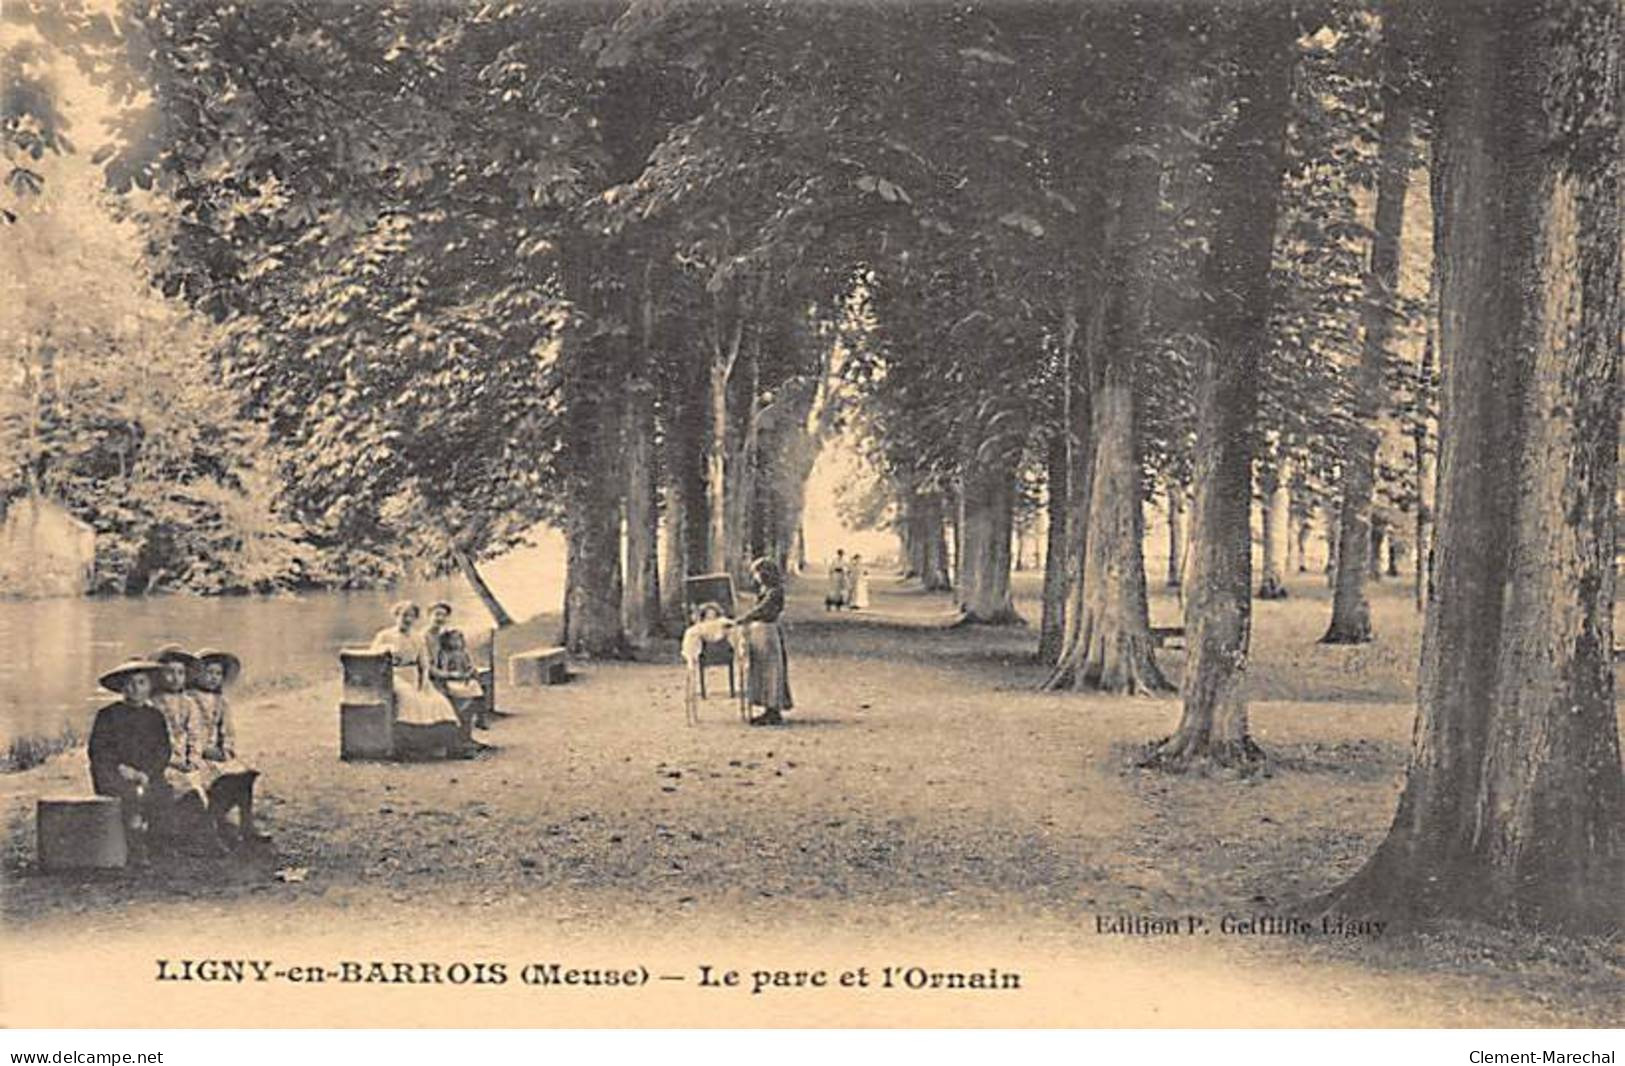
[0,0,1621,1039]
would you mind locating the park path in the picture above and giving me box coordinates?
[2,575,1618,1026]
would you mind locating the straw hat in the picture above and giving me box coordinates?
[429,600,454,615]
[98,659,162,694]
[193,648,243,684]
[152,643,200,668]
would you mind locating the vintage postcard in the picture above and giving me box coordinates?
[1,0,1620,1033]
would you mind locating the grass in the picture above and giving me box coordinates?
[2,723,83,773]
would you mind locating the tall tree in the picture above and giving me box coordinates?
[1323,11,1417,643]
[1324,0,1623,932]
[1044,17,1182,694]
[1148,6,1294,768]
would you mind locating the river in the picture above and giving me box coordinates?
[0,531,566,751]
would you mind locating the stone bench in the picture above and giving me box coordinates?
[1150,626,1186,650]
[37,796,127,870]
[339,648,396,760]
[510,646,568,687]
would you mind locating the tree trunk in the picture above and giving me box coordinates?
[1038,425,1071,663]
[910,489,951,591]
[661,479,688,627]
[1258,454,1292,599]
[1038,299,1080,663]
[622,376,661,646]
[1045,106,1167,693]
[724,347,761,584]
[1323,0,1624,933]
[1323,71,1414,642]
[454,549,514,629]
[1368,518,1387,580]
[1050,369,1168,691]
[561,352,630,659]
[1415,231,1441,612]
[661,356,707,628]
[706,301,745,575]
[1166,482,1186,589]
[1147,9,1292,767]
[957,452,1022,624]
[1325,506,1338,585]
[706,355,729,574]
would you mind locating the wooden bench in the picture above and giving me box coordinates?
[1151,626,1186,650]
[37,796,127,870]
[510,646,568,687]
[339,648,396,760]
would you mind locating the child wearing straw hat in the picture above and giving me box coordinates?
[190,648,268,847]
[86,659,171,865]
[151,644,221,853]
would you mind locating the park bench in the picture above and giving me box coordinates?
[1150,626,1186,650]
[37,795,128,870]
[339,647,396,760]
[510,645,569,687]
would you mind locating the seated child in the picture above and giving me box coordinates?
[433,628,488,733]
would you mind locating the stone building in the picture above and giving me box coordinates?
[0,495,96,598]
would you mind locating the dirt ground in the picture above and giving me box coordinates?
[2,572,1620,1027]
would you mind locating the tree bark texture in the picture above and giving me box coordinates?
[1325,0,1624,933]
[1167,483,1186,589]
[561,344,630,659]
[1038,425,1071,663]
[1047,146,1169,693]
[1324,74,1414,642]
[1149,10,1292,766]
[956,449,1022,624]
[621,375,661,645]
[908,488,952,591]
[454,549,514,629]
[1258,453,1292,599]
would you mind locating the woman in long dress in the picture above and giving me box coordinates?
[825,550,848,610]
[849,553,870,610]
[371,601,466,759]
[739,557,793,726]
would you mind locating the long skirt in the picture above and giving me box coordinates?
[826,570,847,607]
[392,671,462,756]
[392,672,460,726]
[744,621,793,712]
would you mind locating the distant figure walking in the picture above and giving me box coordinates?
[740,557,793,726]
[826,548,849,610]
[848,553,870,610]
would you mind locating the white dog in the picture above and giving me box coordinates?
[680,605,749,725]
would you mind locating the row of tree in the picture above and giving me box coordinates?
[5,0,1618,932]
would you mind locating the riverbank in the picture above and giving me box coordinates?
[2,574,1620,1027]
